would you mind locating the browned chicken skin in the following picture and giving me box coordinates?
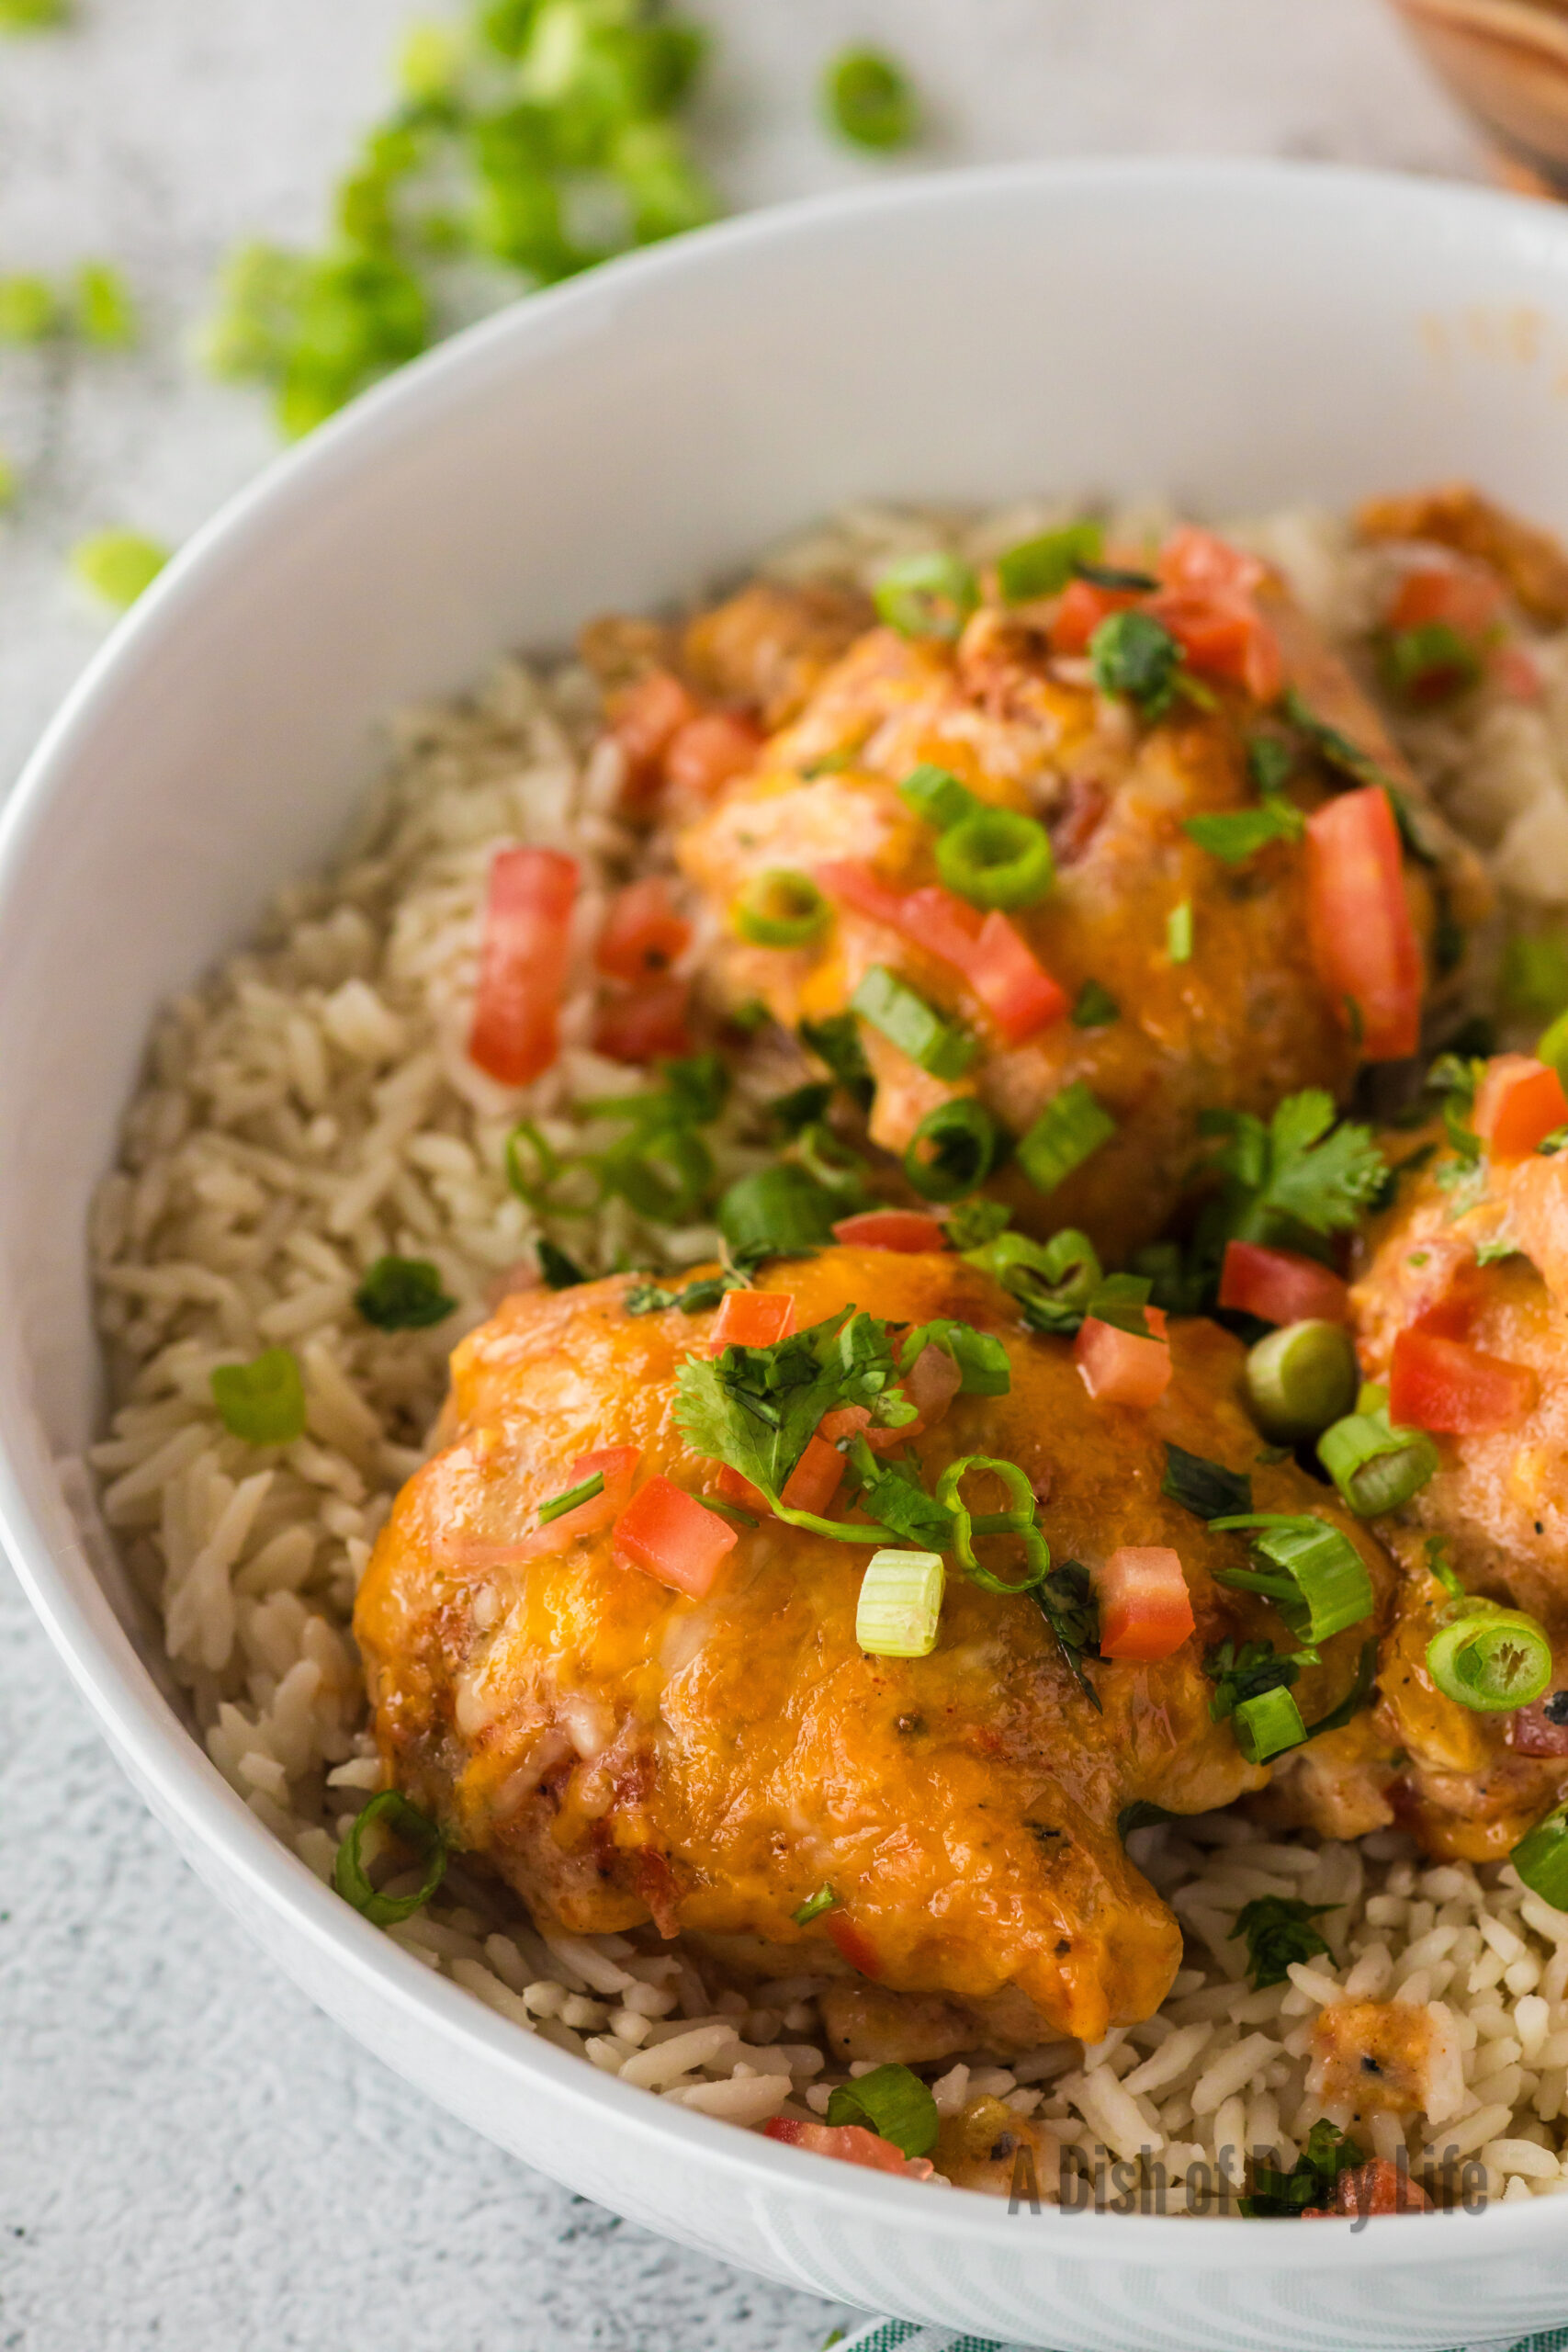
[355,1248,1392,2045]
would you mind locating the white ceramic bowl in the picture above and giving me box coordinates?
[9,160,1568,2352]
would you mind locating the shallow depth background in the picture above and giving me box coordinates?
[0,5,1484,2348]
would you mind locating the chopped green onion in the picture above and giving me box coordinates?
[1540,1006,1568,1087]
[1232,1682,1308,1764]
[1503,931,1568,1021]
[996,521,1103,605]
[1162,1443,1252,1522]
[934,1454,1050,1593]
[0,273,57,342]
[1182,801,1304,864]
[1017,1081,1115,1196]
[397,18,465,103]
[537,1238,589,1289]
[210,1347,308,1446]
[333,1789,447,1926]
[598,1123,715,1224]
[1210,1512,1375,1645]
[873,551,979,643]
[1381,622,1483,706]
[71,528,170,610]
[825,2062,939,2157]
[1245,1319,1358,1443]
[733,868,830,949]
[1070,978,1119,1028]
[1318,1406,1440,1518]
[962,1225,1101,1333]
[822,47,919,150]
[538,1468,605,1525]
[1512,1803,1568,1910]
[898,763,978,832]
[355,1254,457,1330]
[1427,1602,1553,1713]
[855,1547,945,1657]
[944,1196,1010,1251]
[716,1164,840,1259]
[0,0,68,28]
[793,1883,839,1925]
[1089,608,1183,718]
[903,1098,1003,1202]
[936,808,1055,910]
[1166,900,1194,964]
[850,965,976,1080]
[74,261,137,347]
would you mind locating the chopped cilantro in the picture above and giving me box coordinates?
[1240,2120,1360,2218]
[1280,686,1391,789]
[798,1011,875,1114]
[1247,734,1295,797]
[1233,1894,1337,1989]
[943,1196,1011,1251]
[625,1271,732,1316]
[1200,1089,1386,1256]
[1090,607,1184,718]
[1071,978,1120,1028]
[536,1238,589,1290]
[793,1884,838,1925]
[1162,1442,1252,1522]
[1036,1560,1101,1709]
[354,1254,457,1330]
[767,1081,835,1137]
[1183,800,1304,864]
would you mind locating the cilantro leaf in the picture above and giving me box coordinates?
[1071,978,1120,1028]
[1233,1894,1337,1989]
[1035,1559,1101,1709]
[1183,801,1304,865]
[536,1238,588,1290]
[1201,1088,1386,1251]
[1162,1442,1252,1521]
[1090,608,1184,718]
[799,1012,875,1114]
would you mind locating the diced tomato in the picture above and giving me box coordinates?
[1303,2158,1431,2219]
[954,902,1069,1044]
[1150,589,1283,704]
[595,876,692,983]
[1073,1315,1172,1408]
[903,1341,963,1427]
[613,1475,738,1597]
[824,865,1067,1046]
[1472,1054,1568,1161]
[1156,526,1268,599]
[831,1209,948,1252]
[608,668,702,807]
[1511,1695,1568,1758]
[1388,563,1505,640]
[779,1431,845,1515]
[1305,786,1421,1061]
[1097,1545,1195,1662]
[664,711,762,800]
[1494,642,1543,702]
[707,1289,796,1355]
[1389,1329,1538,1434]
[592,977,692,1064]
[763,2117,932,2179]
[826,1911,882,1977]
[711,1461,770,1514]
[1218,1240,1350,1326]
[1051,576,1140,654]
[468,846,579,1088]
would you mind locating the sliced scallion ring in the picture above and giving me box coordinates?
[873,551,980,642]
[855,1547,945,1657]
[936,808,1055,910]
[1513,1802,1568,1910]
[851,964,976,1080]
[903,1097,1003,1202]
[733,868,830,949]
[1427,1602,1553,1713]
[934,1453,1050,1593]
[1210,1512,1375,1645]
[1232,1683,1308,1765]
[899,763,978,831]
[1318,1406,1440,1518]
[1245,1319,1358,1443]
[333,1790,447,1927]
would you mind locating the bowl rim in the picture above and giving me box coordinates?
[5,153,1567,2263]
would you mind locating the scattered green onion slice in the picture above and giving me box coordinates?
[903,1097,1003,1202]
[934,1454,1050,1594]
[850,965,976,1080]
[75,260,137,348]
[0,272,56,342]
[898,762,978,832]
[1210,1513,1375,1645]
[1318,1407,1440,1518]
[1503,930,1568,1021]
[794,1883,839,1926]
[822,46,919,150]
[1513,1803,1568,1911]
[995,521,1103,605]
[855,1547,945,1657]
[1167,899,1194,964]
[873,551,980,643]
[1071,978,1119,1028]
[1017,1081,1116,1196]
[1245,1320,1358,1443]
[333,1789,447,1926]
[355,1253,457,1330]
[1427,1603,1553,1713]
[825,2062,940,2157]
[936,808,1055,910]
[1232,1682,1309,1765]
[210,1346,307,1446]
[733,868,830,949]
[961,1225,1102,1333]
[716,1164,840,1259]
[538,1469,605,1526]
[1540,1006,1568,1088]
[71,528,169,610]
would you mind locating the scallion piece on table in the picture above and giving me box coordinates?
[0,272,56,342]
[1513,1803,1568,1911]
[825,2063,940,2158]
[1017,1080,1115,1196]
[873,551,979,643]
[716,1163,841,1259]
[538,1469,606,1526]
[355,1253,457,1330]
[733,868,830,949]
[855,1548,945,1658]
[74,260,137,347]
[898,763,978,832]
[333,1789,447,1926]
[936,808,1055,910]
[995,521,1103,605]
[850,965,976,1080]
[1167,899,1194,964]
[70,527,169,610]
[822,47,919,151]
[903,1097,1003,1202]
[1245,1319,1358,1443]
[793,1883,839,1926]
[1427,1603,1553,1713]
[1209,1513,1375,1645]
[1232,1681,1308,1765]
[210,1346,308,1446]
[1317,1406,1439,1517]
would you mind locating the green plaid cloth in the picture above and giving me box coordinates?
[833,2323,1568,2352]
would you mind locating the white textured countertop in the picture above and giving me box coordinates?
[0,6,1481,2347]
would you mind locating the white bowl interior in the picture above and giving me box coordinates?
[9,162,1568,2348]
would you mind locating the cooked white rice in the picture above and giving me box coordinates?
[85,501,1568,2206]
